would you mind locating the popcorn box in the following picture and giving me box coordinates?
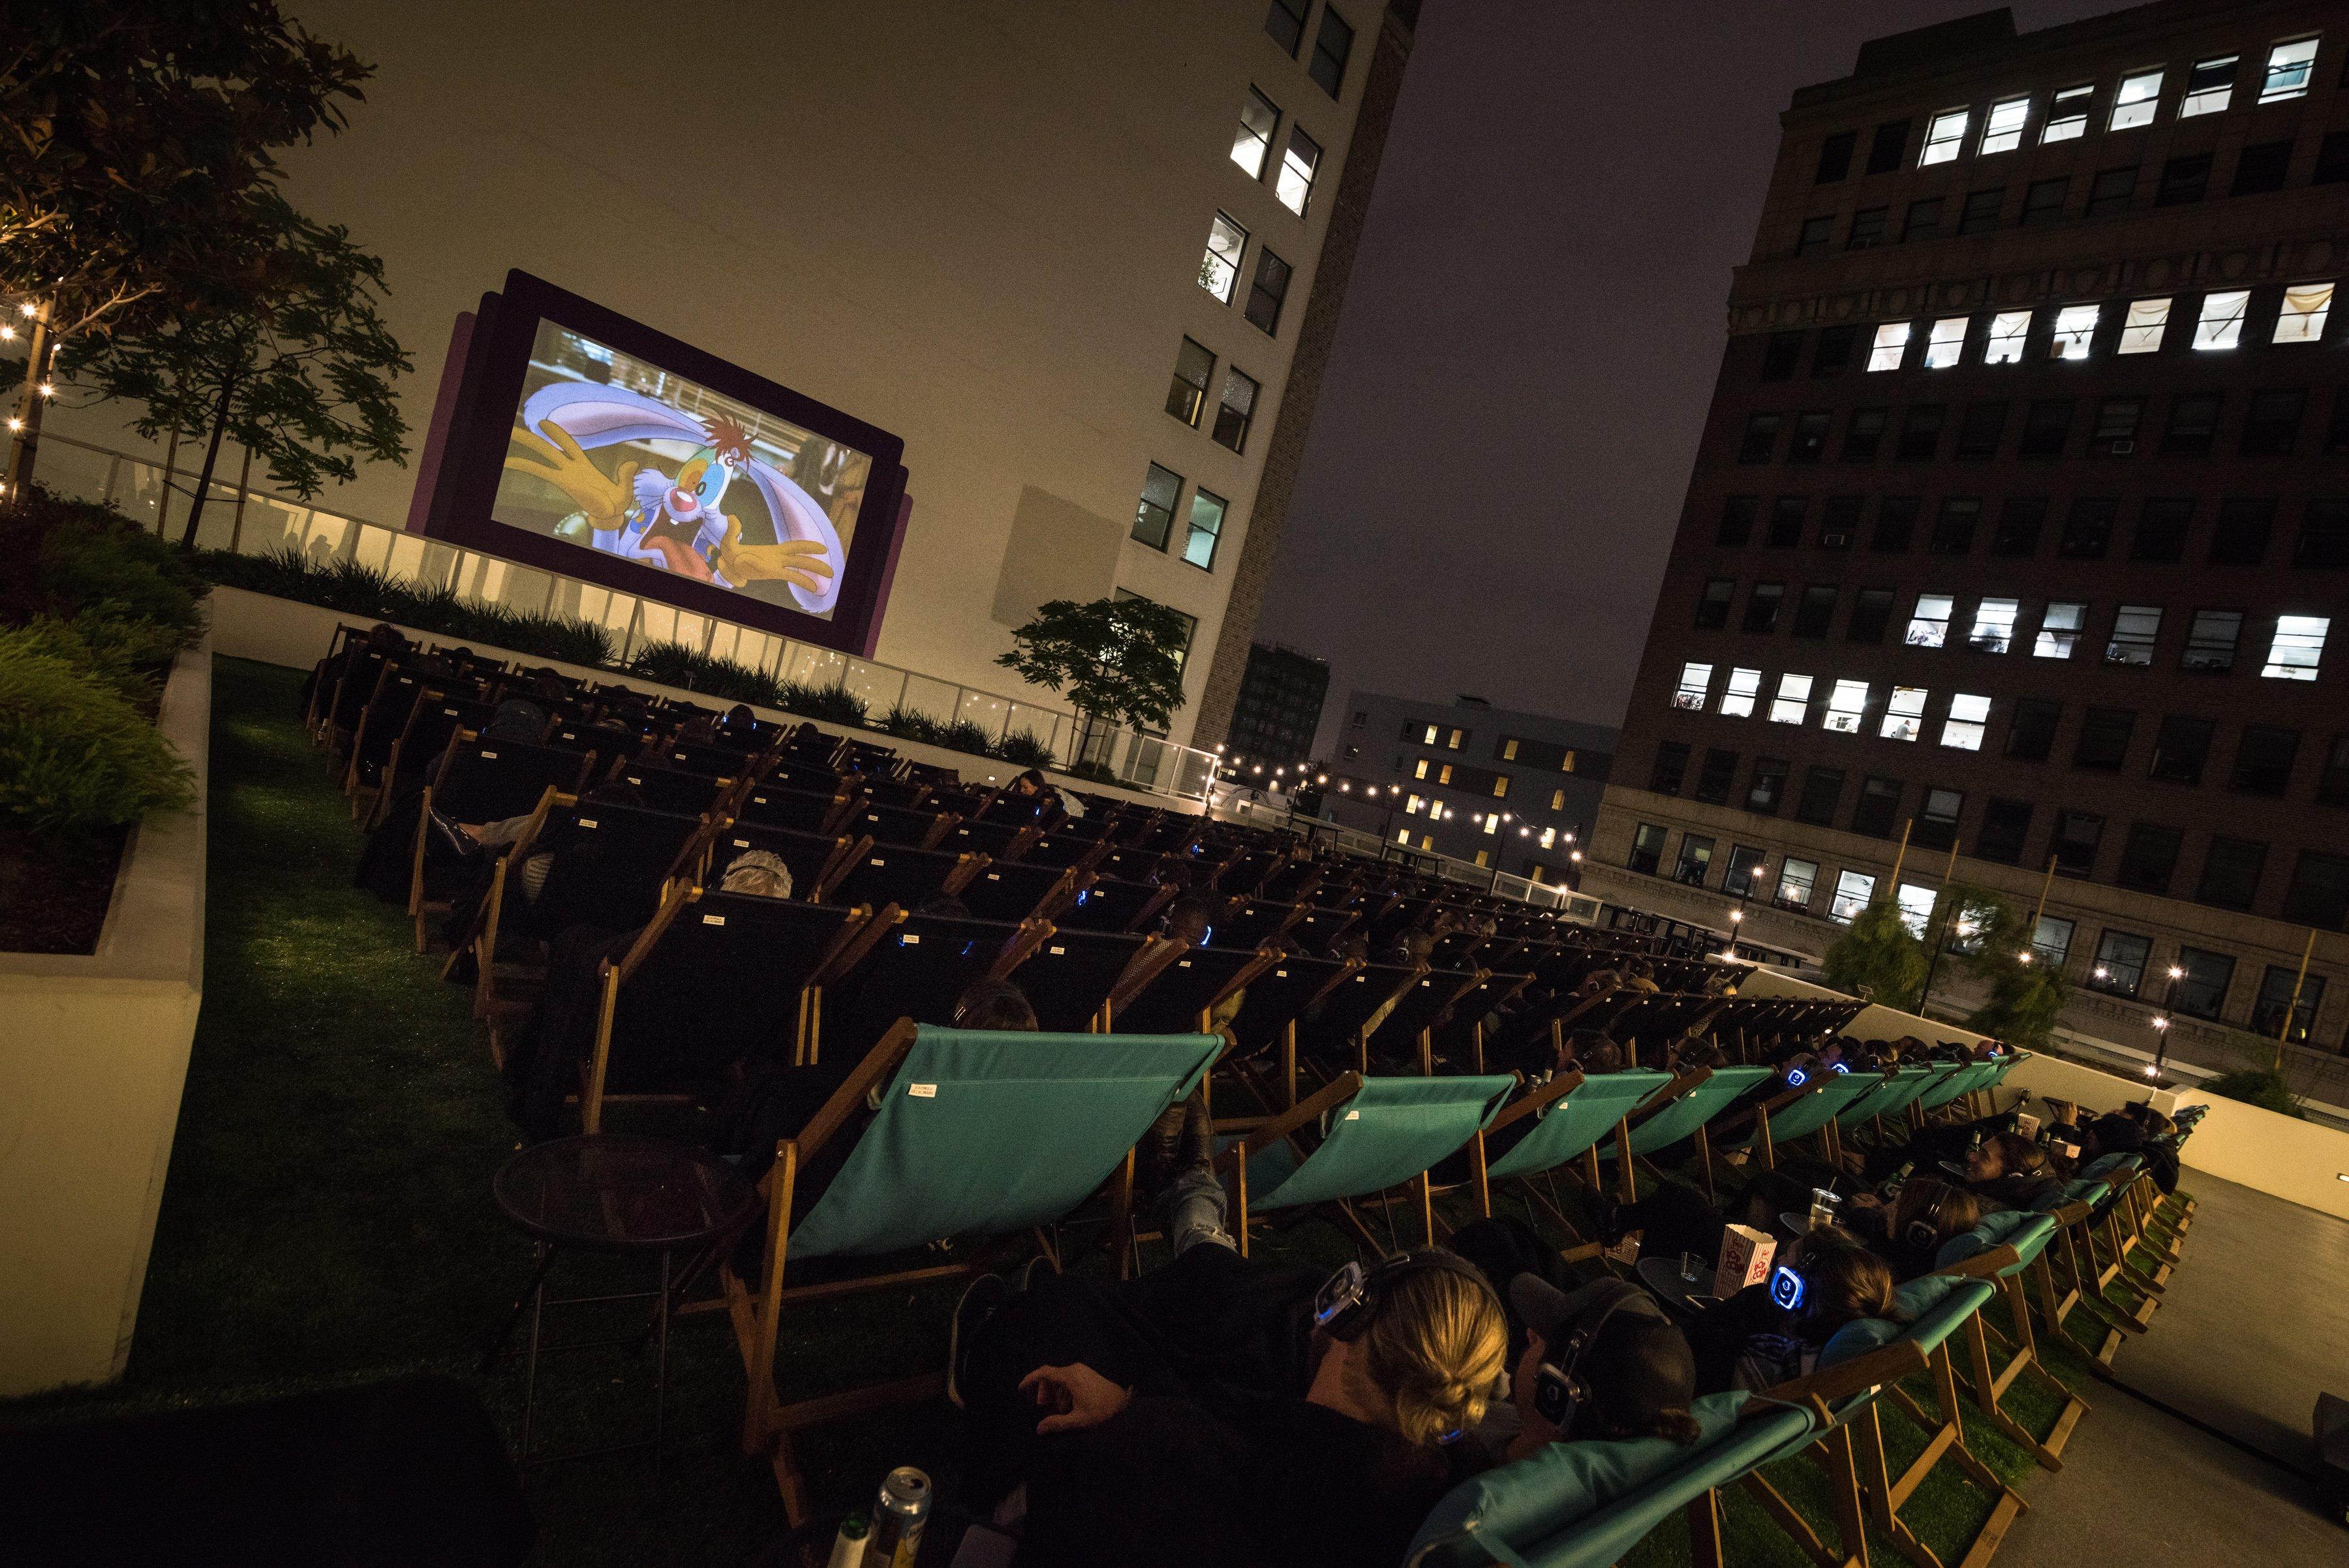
[2014,1111,2041,1139]
[1714,1224,1777,1299]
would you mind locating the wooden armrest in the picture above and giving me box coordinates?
[1754,1340,1928,1411]
[1622,1066,1710,1128]
[793,1018,922,1165]
[1487,1069,1586,1134]
[1930,1244,2020,1282]
[1215,1070,1363,1170]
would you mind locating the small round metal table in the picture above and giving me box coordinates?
[1633,1254,1721,1315]
[485,1134,756,1470]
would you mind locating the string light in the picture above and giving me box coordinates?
[5,417,20,433]
[36,382,53,397]
[0,326,14,341]
[17,302,35,317]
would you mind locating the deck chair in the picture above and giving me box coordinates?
[1428,971,1535,1064]
[1734,1340,1937,1568]
[698,822,862,904]
[607,760,733,816]
[1008,927,1182,1033]
[1293,961,1427,1075]
[939,816,1041,861]
[1602,1066,1773,1202]
[1282,906,1360,956]
[1932,1213,2087,1471]
[1357,966,1490,1071]
[733,784,857,837]
[1015,830,1111,870]
[1214,1071,1515,1253]
[1834,1066,1939,1144]
[1053,873,1177,934]
[1734,1069,1887,1171]
[822,842,985,912]
[809,911,1045,1064]
[843,801,955,850]
[954,857,1082,923]
[1214,897,1307,949]
[367,691,491,828]
[1911,1061,1994,1118]
[1109,942,1281,1038]
[341,667,431,810]
[723,1021,1220,1521]
[1482,1068,1673,1228]
[1406,1390,1816,1568]
[409,737,597,950]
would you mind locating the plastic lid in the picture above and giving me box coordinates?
[839,1513,869,1540]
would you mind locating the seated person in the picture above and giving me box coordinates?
[1950,1131,2065,1211]
[1498,1275,1702,1458]
[1604,1171,1976,1283]
[1839,1177,1983,1278]
[714,848,792,900]
[1684,1231,1899,1393]
[1560,1027,1623,1076]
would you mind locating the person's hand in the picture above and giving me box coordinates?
[1847,1191,1883,1210]
[713,515,837,592]
[1019,1363,1131,1434]
[504,420,638,530]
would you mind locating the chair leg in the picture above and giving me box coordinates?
[1687,1488,1726,1568]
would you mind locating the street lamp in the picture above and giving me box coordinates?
[2149,964,2185,1081]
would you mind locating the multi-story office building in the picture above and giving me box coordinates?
[1227,641,1332,769]
[1595,1,2349,1092]
[51,0,1416,750]
[1328,692,1616,882]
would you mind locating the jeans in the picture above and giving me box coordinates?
[1160,1160,1238,1259]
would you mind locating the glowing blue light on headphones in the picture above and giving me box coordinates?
[1768,1263,1807,1311]
[1830,1061,1850,1075]
[1075,889,1090,904]
[1201,926,1214,945]
[1785,1067,1809,1087]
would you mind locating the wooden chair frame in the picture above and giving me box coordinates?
[1933,1246,2087,1472]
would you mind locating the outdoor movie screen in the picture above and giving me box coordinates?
[491,320,874,620]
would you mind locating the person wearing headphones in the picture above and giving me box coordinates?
[1840,1176,1984,1278]
[1503,1276,1702,1456]
[1684,1231,1899,1394]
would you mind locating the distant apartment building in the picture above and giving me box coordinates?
[1227,642,1332,768]
[1595,0,2349,1092]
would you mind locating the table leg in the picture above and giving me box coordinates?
[654,1248,671,1479]
[521,1243,550,1462]
[481,1242,560,1372]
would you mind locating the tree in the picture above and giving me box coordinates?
[1938,884,2070,1050]
[2,3,370,495]
[996,596,1191,760]
[61,189,410,547]
[1820,899,1927,1007]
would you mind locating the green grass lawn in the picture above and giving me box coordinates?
[1,656,2184,1567]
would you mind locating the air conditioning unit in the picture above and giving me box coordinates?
[2108,438,2136,454]
[1822,530,1853,547]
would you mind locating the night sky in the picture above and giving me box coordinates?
[1259,0,2121,745]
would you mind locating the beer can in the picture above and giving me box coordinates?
[868,1466,930,1568]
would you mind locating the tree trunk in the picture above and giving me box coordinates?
[230,444,253,552]
[155,426,181,538]
[178,373,238,549]
[1,301,54,510]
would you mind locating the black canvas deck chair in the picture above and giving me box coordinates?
[810,911,1048,1063]
[409,735,596,950]
[733,783,859,837]
[940,816,1042,862]
[606,760,733,816]
[1281,906,1360,956]
[1052,872,1176,933]
[367,690,492,828]
[844,801,957,850]
[954,857,1082,923]
[1109,942,1283,1038]
[1292,961,1427,1079]
[339,666,432,813]
[1015,829,1111,870]
[823,842,985,913]
[1362,966,1490,1072]
[1007,927,1188,1032]
[1214,897,1307,949]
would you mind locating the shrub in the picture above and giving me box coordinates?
[878,704,945,745]
[24,493,207,646]
[0,649,195,831]
[509,609,613,668]
[624,639,706,688]
[1060,758,1118,786]
[940,718,995,756]
[2201,1069,2304,1119]
[992,729,1058,769]
[1820,899,1928,1006]
[0,615,180,703]
[315,557,398,615]
[803,680,868,728]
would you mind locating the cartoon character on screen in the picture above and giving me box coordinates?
[503,382,844,613]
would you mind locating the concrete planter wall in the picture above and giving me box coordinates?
[0,642,210,1396]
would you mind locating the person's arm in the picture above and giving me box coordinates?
[1020,1363,1133,1434]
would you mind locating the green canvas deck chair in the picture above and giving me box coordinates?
[2030,1180,2147,1359]
[1932,1212,2087,1471]
[1403,1391,1816,1568]
[1835,1066,1942,1146]
[1909,1060,1995,1121]
[1482,1069,1673,1227]
[1603,1066,1773,1202]
[1214,1071,1515,1253]
[1736,1069,1888,1171]
[1734,1340,1933,1568]
[724,1019,1218,1522]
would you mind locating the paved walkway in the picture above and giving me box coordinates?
[2000,1169,2349,1564]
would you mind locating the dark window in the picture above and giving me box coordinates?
[1724,845,1770,898]
[1955,400,2007,458]
[1847,587,1895,643]
[1742,583,1784,634]
[2253,964,2328,1042]
[2019,398,2075,457]
[2058,497,2115,558]
[1841,407,1887,459]
[1977,798,2033,865]
[1792,584,1837,637]
[1819,494,1862,548]
[1210,365,1259,453]
[1992,497,2046,557]
[1913,786,1963,852]
[2316,130,2349,185]
[1695,578,1735,629]
[2170,947,2237,1020]
[2241,390,2305,455]
[1787,411,1830,463]
[1244,247,1291,334]
[1957,187,2005,234]
[2155,153,2212,206]
[2319,733,2349,807]
[1796,765,1845,825]
[2162,393,2222,455]
[1738,412,1781,463]
[1797,216,1834,256]
[1628,823,1666,876]
[2232,725,2300,795]
[2117,823,2183,894]
[2232,140,2293,196]
[1134,462,1182,549]
[2019,177,2069,226]
[2209,499,2275,564]
[2089,397,2143,455]
[2051,809,2104,877]
[1896,404,1945,460]
[1815,131,1857,183]
[2329,393,2349,454]
[2149,715,2214,783]
[1760,332,1804,381]
[2297,501,2349,567]
[1307,5,1353,95]
[1717,495,1758,546]
[2089,929,2150,994]
[1813,325,1858,376]
[1693,748,1739,805]
[1871,495,1918,551]
[1852,776,1904,838]
[1846,206,1889,249]
[1673,833,1716,886]
[2085,166,2138,215]
[1264,0,1307,54]
[1167,337,1214,425]
[2282,850,2349,928]
[1929,497,1979,554]
[1764,495,1807,546]
[2074,706,2136,771]
[1867,119,1910,174]
[2008,698,2062,761]
[1649,741,1691,795]
[2196,839,2267,912]
[1747,756,1790,815]
[2132,497,2192,561]
[1901,197,1944,241]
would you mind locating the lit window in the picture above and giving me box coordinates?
[1720,666,1760,718]
[2036,602,2086,658]
[1405,794,1424,814]
[1396,827,1411,844]
[1867,322,1910,371]
[2106,604,2162,665]
[1200,213,1247,303]
[2194,289,2249,350]
[1968,597,2019,653]
[1942,694,1991,749]
[1920,109,1969,164]
[2050,304,2098,359]
[1482,813,1501,837]
[2263,615,2329,680]
[1182,487,1225,570]
[1167,337,1214,425]
[1830,870,1877,923]
[1672,662,1713,709]
[2042,84,2092,142]
[1979,97,2029,153]
[2260,38,2319,103]
[1770,673,1813,724]
[1905,593,1954,647]
[1983,311,2030,364]
[1776,857,1819,910]
[1895,882,1938,938]
[1923,316,1967,368]
[2273,282,2334,344]
[1539,826,1557,850]
[2180,55,2237,117]
[1493,776,1509,799]
[1438,763,1454,784]
[1881,686,1927,742]
[1276,125,1321,216]
[1823,679,1869,733]
[1550,789,1565,810]
[1413,758,1428,779]
[2118,297,2170,354]
[1501,738,1518,760]
[2110,70,2162,131]
[1231,89,1279,178]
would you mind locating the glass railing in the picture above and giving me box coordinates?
[1206,793,1596,913]
[35,432,1220,800]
